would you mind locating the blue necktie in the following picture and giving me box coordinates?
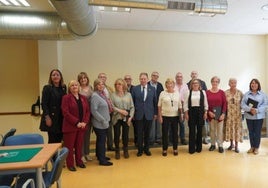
[142,86,145,101]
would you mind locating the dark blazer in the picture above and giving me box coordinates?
[61,94,90,133]
[131,84,157,120]
[148,81,164,101]
[187,79,207,91]
[40,84,66,133]
[127,85,135,94]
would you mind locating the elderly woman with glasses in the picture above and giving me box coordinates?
[184,79,208,154]
[224,78,243,153]
[206,76,227,153]
[110,78,134,159]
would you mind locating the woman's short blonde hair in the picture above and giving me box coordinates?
[165,78,175,88]
[93,79,103,91]
[114,78,128,92]
[67,80,80,93]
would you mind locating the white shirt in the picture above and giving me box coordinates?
[183,90,208,111]
[141,85,147,101]
[158,90,182,117]
[174,83,189,102]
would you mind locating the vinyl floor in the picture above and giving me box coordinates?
[59,138,268,188]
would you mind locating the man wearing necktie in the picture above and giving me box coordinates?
[131,72,157,157]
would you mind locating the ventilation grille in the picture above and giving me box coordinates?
[167,1,195,10]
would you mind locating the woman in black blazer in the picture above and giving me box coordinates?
[40,69,66,143]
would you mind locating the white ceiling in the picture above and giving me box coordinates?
[1,0,268,35]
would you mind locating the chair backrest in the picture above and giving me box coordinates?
[46,147,69,187]
[0,128,16,146]
[4,134,44,146]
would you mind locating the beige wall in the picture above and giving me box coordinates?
[0,29,268,141]
[0,39,42,137]
[60,29,266,93]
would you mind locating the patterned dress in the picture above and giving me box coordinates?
[224,89,243,142]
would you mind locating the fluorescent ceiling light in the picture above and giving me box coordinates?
[188,11,215,17]
[9,0,20,6]
[98,6,131,13]
[0,0,30,7]
[17,0,30,6]
[0,0,11,5]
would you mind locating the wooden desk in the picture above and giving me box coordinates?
[0,143,62,188]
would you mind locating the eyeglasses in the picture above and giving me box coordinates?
[124,78,131,80]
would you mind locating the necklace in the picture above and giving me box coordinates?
[168,92,174,107]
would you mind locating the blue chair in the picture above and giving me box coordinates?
[15,147,69,188]
[0,128,16,146]
[4,134,44,146]
[0,178,35,188]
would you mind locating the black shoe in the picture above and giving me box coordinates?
[162,151,167,157]
[155,140,162,145]
[137,152,143,157]
[105,157,111,160]
[209,145,216,151]
[115,152,120,160]
[107,147,115,151]
[219,147,224,153]
[123,151,129,159]
[99,161,113,166]
[68,166,77,171]
[181,139,188,145]
[173,150,178,156]
[78,164,86,168]
[144,151,152,156]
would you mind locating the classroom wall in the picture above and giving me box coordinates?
[60,29,266,93]
[0,29,267,141]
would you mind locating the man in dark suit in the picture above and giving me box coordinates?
[131,72,157,156]
[187,71,207,91]
[124,74,135,93]
[148,71,164,145]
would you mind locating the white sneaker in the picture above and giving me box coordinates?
[85,155,93,161]
[81,156,87,163]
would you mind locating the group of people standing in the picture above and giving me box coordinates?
[39,69,268,172]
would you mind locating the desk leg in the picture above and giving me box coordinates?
[36,168,43,188]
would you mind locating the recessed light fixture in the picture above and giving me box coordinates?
[0,0,30,7]
[188,11,215,17]
[261,4,268,11]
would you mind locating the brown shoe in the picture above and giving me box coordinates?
[247,148,254,153]
[253,148,259,155]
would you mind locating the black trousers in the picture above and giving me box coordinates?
[188,107,203,153]
[107,114,114,149]
[113,120,129,150]
[94,127,108,163]
[48,131,63,143]
[135,117,152,153]
[162,116,179,150]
